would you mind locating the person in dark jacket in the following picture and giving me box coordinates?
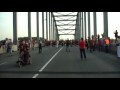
[66,39,70,52]
[114,30,118,43]
[39,40,42,54]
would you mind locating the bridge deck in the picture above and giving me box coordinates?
[0,46,120,78]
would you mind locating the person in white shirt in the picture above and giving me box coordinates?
[56,40,59,48]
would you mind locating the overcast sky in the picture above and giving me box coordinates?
[0,12,120,41]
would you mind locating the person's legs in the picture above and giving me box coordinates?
[39,48,42,53]
[66,46,67,52]
[2,45,5,53]
[93,45,95,51]
[116,37,117,43]
[68,46,70,52]
[41,48,42,53]
[80,49,83,59]
[99,45,101,51]
[87,44,89,50]
[33,45,35,50]
[10,48,12,56]
[101,45,102,51]
[106,45,109,53]
[101,45,104,52]
[32,44,34,50]
[98,45,100,51]
[94,45,96,51]
[39,47,40,53]
[83,49,86,59]
[27,51,31,64]
[66,46,68,52]
[105,45,107,53]
[90,46,92,53]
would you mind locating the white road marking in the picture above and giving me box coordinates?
[32,47,63,78]
[32,74,39,78]
[0,62,7,66]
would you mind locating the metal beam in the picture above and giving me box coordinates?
[79,12,81,39]
[52,12,59,40]
[88,12,91,38]
[66,30,75,34]
[81,12,83,38]
[56,20,76,21]
[55,16,76,21]
[56,20,76,25]
[54,15,77,17]
[54,12,76,16]
[13,12,17,44]
[78,12,80,39]
[46,12,48,40]
[93,12,97,36]
[84,12,86,40]
[49,12,51,40]
[57,24,76,26]
[51,12,53,40]
[103,12,108,37]
[58,34,75,35]
[28,12,31,41]
[42,12,44,39]
[37,12,39,43]
[58,30,67,34]
[57,25,75,30]
[82,12,84,38]
[58,29,75,30]
[52,12,77,40]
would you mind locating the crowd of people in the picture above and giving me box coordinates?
[79,30,120,59]
[0,30,120,62]
[0,38,13,56]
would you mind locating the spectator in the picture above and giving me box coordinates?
[5,38,9,53]
[114,30,118,43]
[105,37,110,53]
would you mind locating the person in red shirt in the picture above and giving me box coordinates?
[79,38,86,60]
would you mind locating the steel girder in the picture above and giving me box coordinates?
[52,12,78,35]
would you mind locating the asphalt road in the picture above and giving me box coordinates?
[0,45,120,78]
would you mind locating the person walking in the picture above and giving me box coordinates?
[56,40,59,48]
[98,38,102,52]
[79,38,86,60]
[39,40,42,54]
[7,39,13,56]
[114,30,118,43]
[66,39,70,52]
[5,38,9,53]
